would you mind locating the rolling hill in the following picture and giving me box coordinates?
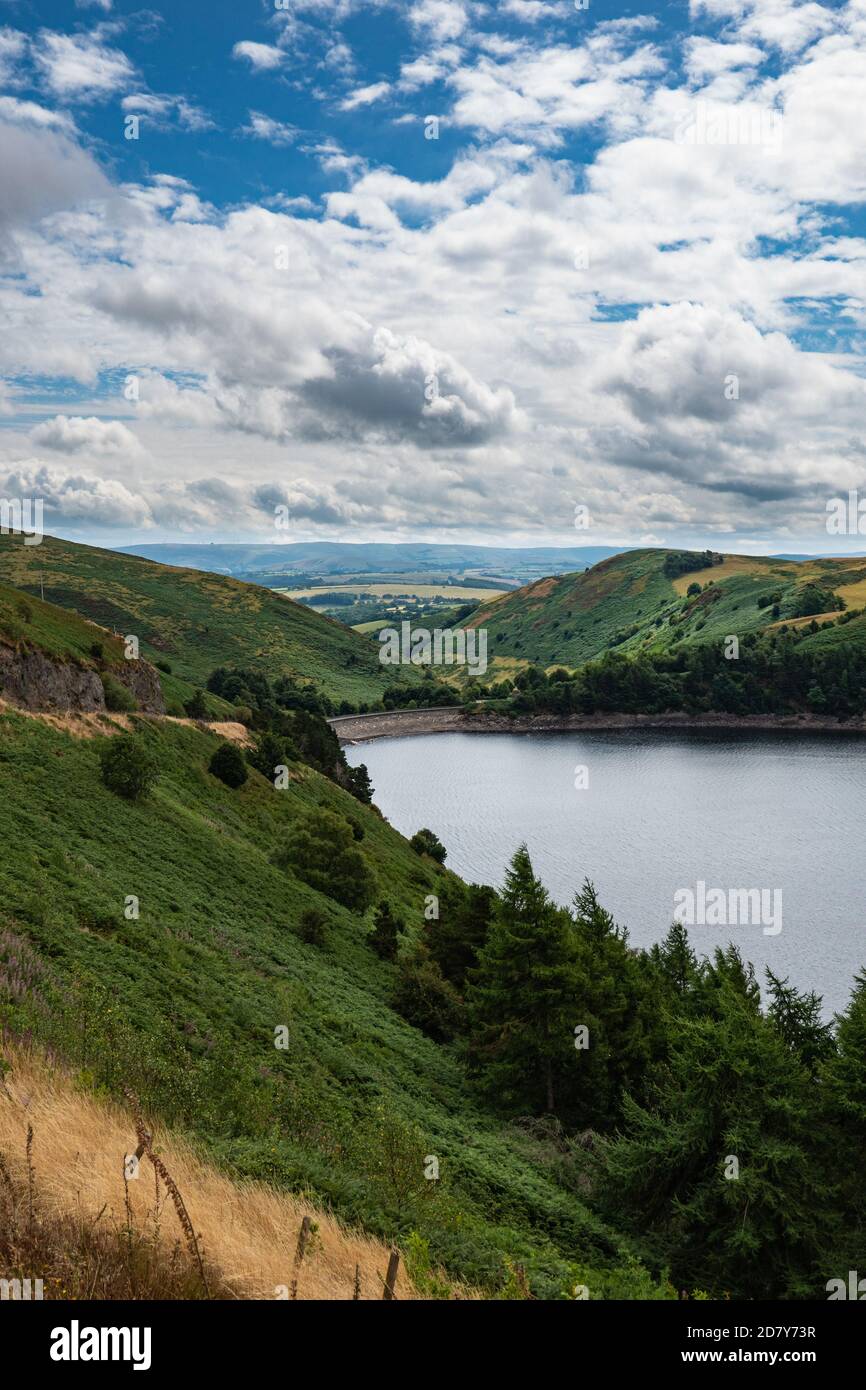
[0,533,422,707]
[0,591,648,1298]
[466,548,866,673]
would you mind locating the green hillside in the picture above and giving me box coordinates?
[0,533,419,707]
[467,548,866,673]
[0,696,651,1297]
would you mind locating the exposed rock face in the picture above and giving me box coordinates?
[0,645,165,715]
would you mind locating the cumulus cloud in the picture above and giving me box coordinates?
[240,111,298,145]
[232,41,284,71]
[0,120,110,237]
[33,31,135,101]
[339,81,391,110]
[30,416,143,457]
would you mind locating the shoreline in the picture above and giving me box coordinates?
[330,707,866,744]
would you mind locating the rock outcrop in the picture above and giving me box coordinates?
[0,644,165,715]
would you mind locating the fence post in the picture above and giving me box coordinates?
[290,1215,312,1300]
[383,1248,400,1300]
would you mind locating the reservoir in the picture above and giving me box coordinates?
[346,729,866,1018]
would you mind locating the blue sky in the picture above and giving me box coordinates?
[1,0,865,552]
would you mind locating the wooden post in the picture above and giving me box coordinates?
[290,1215,312,1300]
[353,1264,361,1300]
[383,1248,400,1300]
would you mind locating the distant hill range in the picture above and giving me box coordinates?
[118,541,864,589]
[118,541,626,584]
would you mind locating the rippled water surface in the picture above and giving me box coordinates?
[346,729,866,1017]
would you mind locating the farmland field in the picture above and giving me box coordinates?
[283,583,508,601]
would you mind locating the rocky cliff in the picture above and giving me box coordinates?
[0,644,165,715]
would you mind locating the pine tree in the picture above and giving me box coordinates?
[369,900,402,960]
[466,845,580,1115]
[582,982,833,1298]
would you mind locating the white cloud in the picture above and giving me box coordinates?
[0,96,75,131]
[241,111,299,145]
[232,41,284,71]
[0,27,26,87]
[34,31,135,101]
[30,416,143,457]
[340,81,391,110]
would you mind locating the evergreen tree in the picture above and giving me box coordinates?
[581,982,833,1298]
[369,900,403,960]
[209,741,248,789]
[466,845,580,1115]
[248,732,286,780]
[425,881,495,990]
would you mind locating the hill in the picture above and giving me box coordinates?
[466,548,866,673]
[0,635,648,1296]
[0,1045,423,1300]
[119,540,625,584]
[0,533,421,708]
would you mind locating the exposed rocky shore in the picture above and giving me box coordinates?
[331,706,866,743]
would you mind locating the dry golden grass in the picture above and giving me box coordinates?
[671,556,770,595]
[0,703,252,747]
[0,1047,420,1300]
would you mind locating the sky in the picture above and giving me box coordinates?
[1,0,865,553]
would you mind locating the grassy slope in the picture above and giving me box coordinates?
[0,534,420,706]
[0,703,636,1296]
[466,548,866,672]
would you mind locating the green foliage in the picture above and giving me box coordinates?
[410,828,447,864]
[248,731,286,781]
[368,899,402,960]
[208,741,248,789]
[100,674,138,712]
[393,944,465,1041]
[184,688,209,720]
[297,906,328,948]
[276,808,377,911]
[98,734,159,800]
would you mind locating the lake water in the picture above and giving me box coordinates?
[345,730,866,1018]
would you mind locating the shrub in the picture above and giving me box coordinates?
[369,900,403,961]
[101,674,137,713]
[409,828,447,864]
[89,642,104,660]
[155,659,172,674]
[248,732,285,780]
[209,741,248,789]
[393,946,466,1041]
[99,735,159,800]
[184,689,208,720]
[275,809,376,912]
[298,907,328,948]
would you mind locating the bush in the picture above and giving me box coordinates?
[409,828,447,864]
[155,659,172,674]
[369,900,403,961]
[275,809,376,912]
[99,735,159,800]
[101,674,137,713]
[298,907,328,948]
[209,741,248,789]
[184,689,208,720]
[247,732,285,780]
[394,946,466,1041]
[89,641,104,660]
